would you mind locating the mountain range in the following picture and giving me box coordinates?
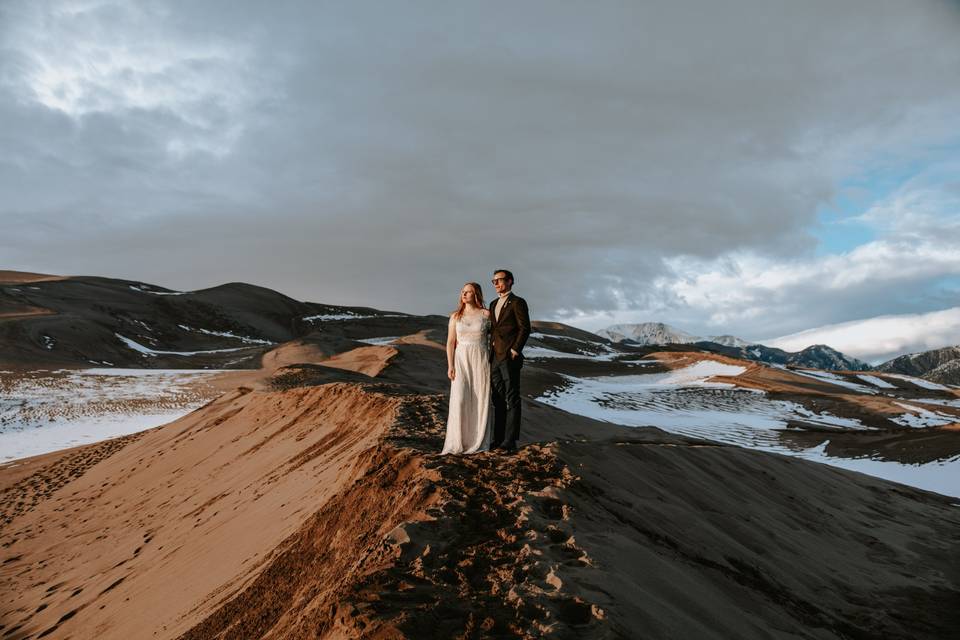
[598,322,871,371]
[3,270,959,638]
[878,345,960,385]
[598,322,750,348]
[3,272,957,382]
[0,270,408,369]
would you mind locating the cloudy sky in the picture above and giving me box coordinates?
[2,0,959,363]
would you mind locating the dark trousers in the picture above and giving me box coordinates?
[491,356,522,447]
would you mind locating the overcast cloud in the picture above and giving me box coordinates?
[1,0,959,360]
[769,306,960,364]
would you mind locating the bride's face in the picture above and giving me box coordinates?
[460,285,476,305]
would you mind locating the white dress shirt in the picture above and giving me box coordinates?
[495,291,510,320]
[495,292,519,357]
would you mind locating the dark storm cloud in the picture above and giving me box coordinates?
[2,0,960,339]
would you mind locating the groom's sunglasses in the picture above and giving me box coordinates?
[491,277,508,284]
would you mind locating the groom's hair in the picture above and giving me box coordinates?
[493,269,514,284]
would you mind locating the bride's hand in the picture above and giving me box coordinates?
[447,366,456,380]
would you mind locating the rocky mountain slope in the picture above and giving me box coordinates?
[878,345,960,384]
[699,341,872,371]
[599,321,870,371]
[0,271,408,369]
[598,322,753,347]
[598,322,701,345]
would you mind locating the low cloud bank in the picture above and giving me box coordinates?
[766,307,960,364]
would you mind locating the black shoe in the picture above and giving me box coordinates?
[489,442,503,450]
[500,443,517,453]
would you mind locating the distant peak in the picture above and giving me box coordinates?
[597,322,700,346]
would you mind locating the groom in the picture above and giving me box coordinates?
[489,269,531,452]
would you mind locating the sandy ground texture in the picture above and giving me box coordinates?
[0,272,67,285]
[2,331,959,640]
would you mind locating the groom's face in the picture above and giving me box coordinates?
[492,272,512,295]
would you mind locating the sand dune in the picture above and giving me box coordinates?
[2,335,959,639]
[1,383,408,638]
[0,271,66,285]
[3,276,959,637]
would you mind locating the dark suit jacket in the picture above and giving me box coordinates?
[489,292,531,363]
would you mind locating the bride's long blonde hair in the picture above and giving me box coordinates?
[453,282,485,320]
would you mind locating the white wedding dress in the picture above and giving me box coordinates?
[441,312,492,454]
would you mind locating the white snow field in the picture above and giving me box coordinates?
[890,402,957,428]
[0,369,228,461]
[538,360,959,497]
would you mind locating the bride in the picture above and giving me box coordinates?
[441,282,492,454]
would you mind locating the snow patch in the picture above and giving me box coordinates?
[789,405,871,430]
[790,369,877,394]
[128,284,187,295]
[0,369,226,461]
[883,374,951,391]
[891,402,957,428]
[537,368,956,497]
[178,324,274,345]
[304,313,365,322]
[856,374,897,389]
[523,346,595,360]
[79,368,228,376]
[530,332,611,348]
[302,312,406,323]
[657,361,746,385]
[357,336,401,346]
[115,334,250,356]
[795,441,959,498]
